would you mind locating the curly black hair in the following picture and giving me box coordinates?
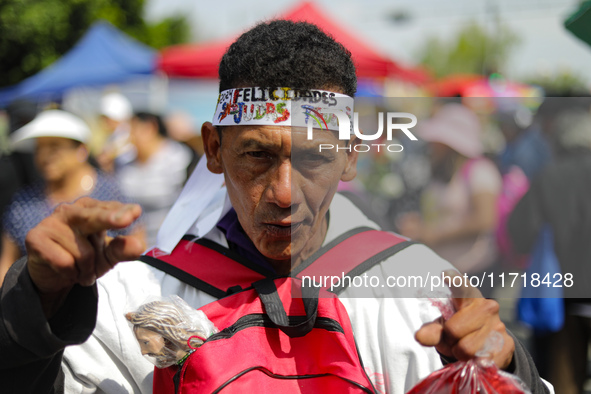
[219,20,357,97]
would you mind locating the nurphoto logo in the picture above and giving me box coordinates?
[306,110,418,152]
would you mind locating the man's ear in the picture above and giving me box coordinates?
[201,122,223,174]
[340,136,359,182]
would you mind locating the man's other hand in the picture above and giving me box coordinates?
[25,197,144,317]
[415,271,515,370]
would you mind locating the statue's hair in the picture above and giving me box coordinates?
[126,301,205,350]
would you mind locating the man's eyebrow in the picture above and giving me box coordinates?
[292,141,337,158]
[238,138,278,150]
[292,144,324,155]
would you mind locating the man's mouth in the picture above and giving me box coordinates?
[263,221,303,237]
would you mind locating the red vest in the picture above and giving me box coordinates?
[141,227,412,393]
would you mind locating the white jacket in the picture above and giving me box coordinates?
[62,194,461,393]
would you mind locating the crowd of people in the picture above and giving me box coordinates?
[372,96,591,394]
[3,17,590,394]
[0,94,200,280]
[0,109,138,282]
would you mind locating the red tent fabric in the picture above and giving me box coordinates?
[425,74,541,97]
[424,74,483,97]
[158,1,429,83]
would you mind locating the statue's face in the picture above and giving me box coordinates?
[136,326,165,356]
[134,326,180,368]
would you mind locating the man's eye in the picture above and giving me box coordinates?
[247,151,270,159]
[298,152,331,163]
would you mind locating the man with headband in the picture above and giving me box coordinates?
[0,21,550,393]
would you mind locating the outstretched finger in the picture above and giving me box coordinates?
[55,198,142,235]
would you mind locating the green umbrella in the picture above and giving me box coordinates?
[565,0,591,47]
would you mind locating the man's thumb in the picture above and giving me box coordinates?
[104,236,146,267]
[415,319,444,347]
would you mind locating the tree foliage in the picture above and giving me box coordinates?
[417,21,520,78]
[525,69,589,96]
[0,0,189,87]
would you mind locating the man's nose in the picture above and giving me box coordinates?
[266,161,302,208]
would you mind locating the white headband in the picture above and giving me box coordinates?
[212,87,354,132]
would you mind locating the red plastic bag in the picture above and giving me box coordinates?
[406,350,529,393]
[408,296,531,394]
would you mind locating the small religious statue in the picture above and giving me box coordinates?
[126,295,218,368]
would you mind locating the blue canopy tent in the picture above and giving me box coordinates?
[0,21,156,107]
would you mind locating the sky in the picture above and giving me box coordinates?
[144,0,591,87]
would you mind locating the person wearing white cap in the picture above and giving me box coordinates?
[0,109,136,284]
[97,92,136,173]
[397,103,502,287]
